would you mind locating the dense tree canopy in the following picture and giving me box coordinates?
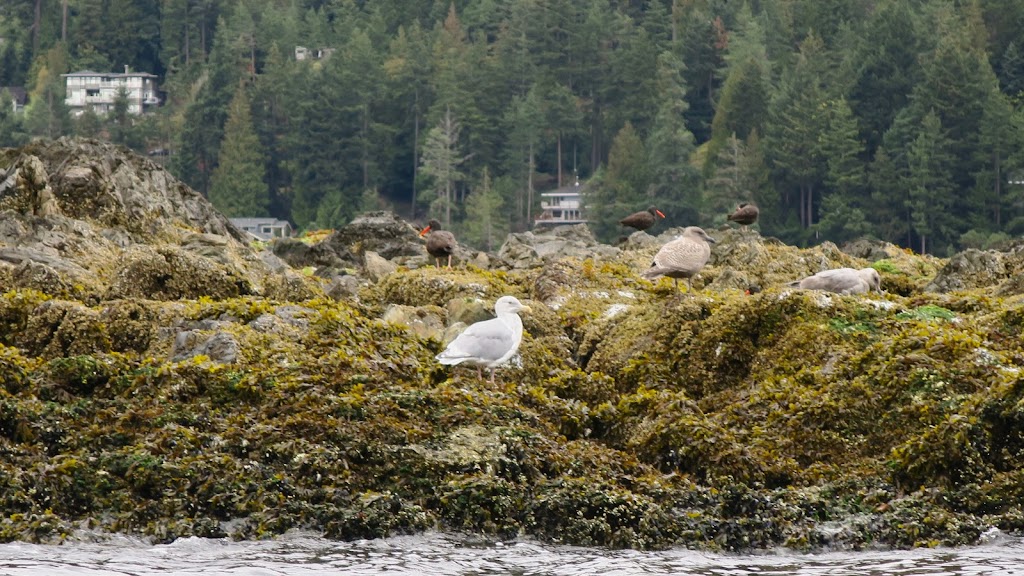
[2,0,1024,254]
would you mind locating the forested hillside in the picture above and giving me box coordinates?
[2,0,1024,254]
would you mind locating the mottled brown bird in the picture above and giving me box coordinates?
[727,202,759,230]
[418,219,457,268]
[641,226,717,293]
[619,206,666,232]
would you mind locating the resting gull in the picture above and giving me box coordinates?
[436,295,532,383]
[620,206,666,232]
[727,202,759,230]
[641,226,716,293]
[786,267,882,295]
[418,219,457,269]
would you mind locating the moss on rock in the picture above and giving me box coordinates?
[3,217,1024,552]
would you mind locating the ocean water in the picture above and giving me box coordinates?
[1,530,1022,576]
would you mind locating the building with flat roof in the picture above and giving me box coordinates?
[229,218,294,241]
[534,179,588,228]
[61,67,161,116]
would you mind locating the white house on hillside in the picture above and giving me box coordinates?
[61,66,161,117]
[229,218,294,241]
[534,179,589,228]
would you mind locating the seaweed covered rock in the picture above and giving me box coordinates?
[6,139,1024,552]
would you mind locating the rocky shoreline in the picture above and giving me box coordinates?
[1,138,1023,550]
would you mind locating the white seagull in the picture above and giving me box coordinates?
[436,295,532,383]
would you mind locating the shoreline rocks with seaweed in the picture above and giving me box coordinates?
[1,138,1023,551]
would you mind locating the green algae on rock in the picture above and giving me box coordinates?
[3,139,1024,551]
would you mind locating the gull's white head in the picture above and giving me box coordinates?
[494,295,531,315]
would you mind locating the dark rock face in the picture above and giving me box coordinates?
[326,211,424,262]
[497,224,620,269]
[0,138,318,302]
[841,237,896,262]
[925,249,1007,293]
[271,236,345,269]
[1,138,245,240]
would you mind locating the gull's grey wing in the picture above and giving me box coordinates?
[437,318,515,364]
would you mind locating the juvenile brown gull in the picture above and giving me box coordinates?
[641,226,716,293]
[786,267,882,295]
[436,296,531,383]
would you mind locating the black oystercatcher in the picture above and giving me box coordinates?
[620,206,666,232]
[727,203,759,230]
[418,219,457,269]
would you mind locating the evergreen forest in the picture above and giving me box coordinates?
[3,0,1024,254]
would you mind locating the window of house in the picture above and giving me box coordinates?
[86,89,100,97]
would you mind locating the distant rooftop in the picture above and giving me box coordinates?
[229,217,294,241]
[62,69,159,79]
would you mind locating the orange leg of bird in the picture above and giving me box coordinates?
[447,254,452,269]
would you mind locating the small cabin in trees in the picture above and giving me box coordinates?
[1,86,26,113]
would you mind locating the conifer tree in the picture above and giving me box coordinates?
[462,168,508,252]
[504,86,544,225]
[869,145,910,246]
[971,90,1020,230]
[420,105,468,226]
[817,97,871,244]
[646,51,700,225]
[382,23,434,219]
[208,82,269,218]
[709,2,770,161]
[743,130,776,234]
[705,133,747,225]
[907,111,956,255]
[766,33,830,233]
[0,88,26,147]
[587,122,649,241]
[23,45,72,139]
[171,15,243,195]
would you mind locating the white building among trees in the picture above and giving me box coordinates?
[61,67,161,116]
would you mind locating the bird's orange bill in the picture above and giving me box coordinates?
[656,210,666,218]
[418,225,432,237]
